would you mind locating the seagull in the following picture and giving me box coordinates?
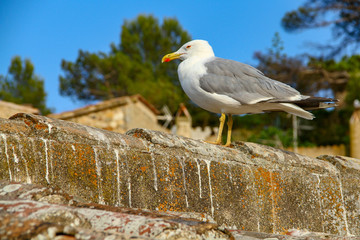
[162,40,337,147]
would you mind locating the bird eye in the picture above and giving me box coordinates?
[186,45,191,49]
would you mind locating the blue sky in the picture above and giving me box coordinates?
[0,0,335,113]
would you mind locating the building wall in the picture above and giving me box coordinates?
[125,101,166,132]
[57,101,167,134]
[175,117,192,138]
[68,107,126,133]
[0,101,39,119]
[350,108,360,158]
[287,144,346,158]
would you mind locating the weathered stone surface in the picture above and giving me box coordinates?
[0,181,230,239]
[316,155,360,236]
[2,180,358,240]
[1,113,360,238]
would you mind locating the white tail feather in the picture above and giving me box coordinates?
[279,103,314,120]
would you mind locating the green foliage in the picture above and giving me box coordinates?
[0,56,52,115]
[254,32,323,95]
[269,32,285,60]
[300,108,351,147]
[60,50,138,101]
[248,125,293,148]
[60,14,191,113]
[252,32,354,148]
[309,55,360,105]
[346,74,360,105]
[282,0,360,56]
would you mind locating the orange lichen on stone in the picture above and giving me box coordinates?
[34,123,48,131]
[158,203,167,212]
[2,115,359,236]
[169,167,176,177]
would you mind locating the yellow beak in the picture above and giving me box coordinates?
[161,52,183,63]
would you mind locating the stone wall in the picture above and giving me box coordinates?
[1,113,360,238]
[0,180,232,239]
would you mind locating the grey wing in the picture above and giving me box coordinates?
[199,58,301,105]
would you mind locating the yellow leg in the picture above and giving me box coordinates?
[224,114,233,147]
[215,113,226,145]
[206,113,226,145]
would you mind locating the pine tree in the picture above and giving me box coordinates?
[0,56,52,115]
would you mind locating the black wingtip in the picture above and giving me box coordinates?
[292,97,338,110]
[272,96,339,110]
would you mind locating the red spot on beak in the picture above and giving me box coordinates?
[164,58,171,62]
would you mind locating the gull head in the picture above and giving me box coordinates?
[162,39,215,63]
